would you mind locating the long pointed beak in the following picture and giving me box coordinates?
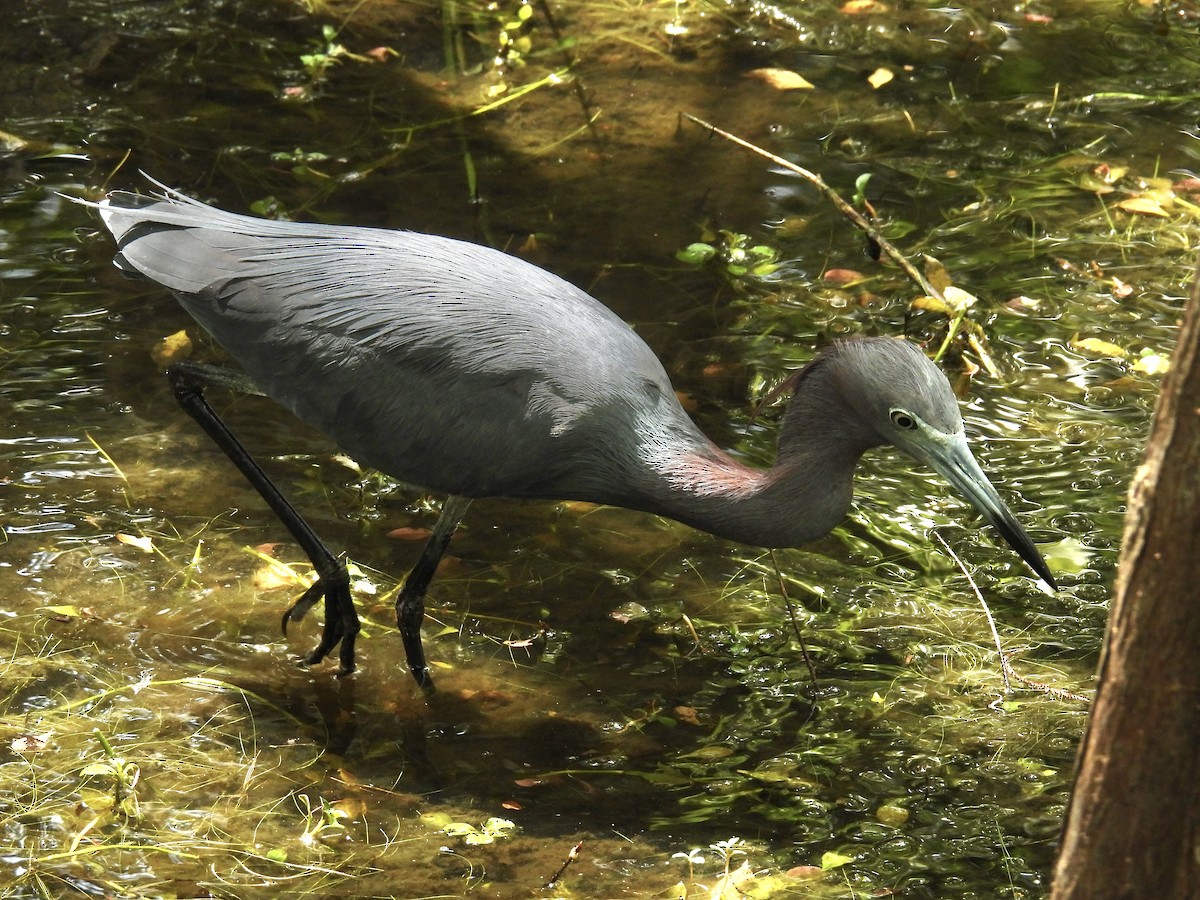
[921,432,1057,590]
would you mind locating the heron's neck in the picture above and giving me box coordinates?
[634,439,860,548]
[621,374,886,547]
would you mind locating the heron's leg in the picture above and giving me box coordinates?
[167,362,360,676]
[396,495,472,693]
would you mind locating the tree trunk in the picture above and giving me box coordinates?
[1051,278,1200,899]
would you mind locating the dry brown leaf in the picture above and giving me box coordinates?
[11,732,52,754]
[387,526,433,541]
[786,865,826,880]
[331,798,366,819]
[673,705,701,726]
[822,268,867,285]
[364,46,397,63]
[922,255,953,293]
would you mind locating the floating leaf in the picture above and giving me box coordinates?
[676,243,717,265]
[942,284,979,310]
[822,268,866,285]
[41,605,82,619]
[252,556,310,591]
[786,865,826,879]
[841,0,888,12]
[1077,172,1115,194]
[922,255,953,293]
[820,850,856,869]
[746,68,815,90]
[1071,336,1127,359]
[911,295,954,315]
[1111,276,1134,299]
[1132,351,1170,375]
[867,67,894,88]
[331,798,366,819]
[680,745,736,762]
[482,817,517,836]
[1118,196,1170,217]
[116,533,155,553]
[150,329,192,368]
[1004,295,1042,312]
[387,526,433,541]
[79,789,116,813]
[876,804,909,826]
[365,46,398,62]
[11,732,51,753]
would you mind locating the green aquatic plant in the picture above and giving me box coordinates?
[677,228,781,282]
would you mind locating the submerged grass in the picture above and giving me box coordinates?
[6,0,1200,894]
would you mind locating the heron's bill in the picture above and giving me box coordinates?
[926,433,1057,590]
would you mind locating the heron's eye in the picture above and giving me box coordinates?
[889,409,917,430]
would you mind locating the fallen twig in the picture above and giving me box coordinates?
[933,531,1089,705]
[544,840,584,889]
[683,112,942,301]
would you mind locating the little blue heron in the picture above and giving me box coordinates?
[85,179,1055,691]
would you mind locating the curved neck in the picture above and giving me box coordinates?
[618,368,884,548]
[633,441,858,547]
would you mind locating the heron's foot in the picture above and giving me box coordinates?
[281,568,360,676]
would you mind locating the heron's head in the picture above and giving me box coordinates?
[816,337,1056,589]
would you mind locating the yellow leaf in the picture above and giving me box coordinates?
[867,67,894,89]
[1118,196,1170,217]
[1071,337,1127,358]
[942,285,979,310]
[911,295,954,315]
[1132,352,1170,375]
[150,329,192,368]
[746,68,815,90]
[820,850,856,869]
[841,0,888,12]
[116,533,155,553]
[253,561,309,591]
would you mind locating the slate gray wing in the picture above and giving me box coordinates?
[102,190,689,498]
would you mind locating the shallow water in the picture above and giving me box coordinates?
[2,0,1196,896]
